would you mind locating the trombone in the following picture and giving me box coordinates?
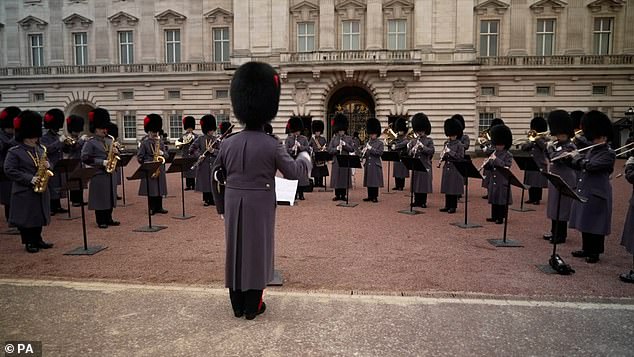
[614,141,634,157]
[513,130,550,145]
[550,141,606,162]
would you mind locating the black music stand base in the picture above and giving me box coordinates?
[172,214,194,220]
[2,227,20,235]
[60,215,80,221]
[452,222,482,229]
[134,225,167,233]
[267,270,283,286]
[337,202,358,208]
[536,264,558,274]
[510,189,535,212]
[398,209,421,215]
[487,239,523,247]
[64,245,107,255]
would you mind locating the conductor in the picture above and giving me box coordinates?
[211,62,312,320]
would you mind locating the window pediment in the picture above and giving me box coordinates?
[474,0,510,15]
[529,0,567,14]
[204,7,233,25]
[290,1,319,21]
[384,0,414,17]
[335,0,366,19]
[587,0,625,13]
[18,15,48,30]
[108,11,139,27]
[155,9,187,25]
[63,13,93,29]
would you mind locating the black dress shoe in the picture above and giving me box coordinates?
[549,237,566,244]
[543,233,553,240]
[486,217,496,222]
[155,209,168,214]
[619,270,634,283]
[245,302,266,320]
[532,201,540,205]
[107,220,121,226]
[447,208,456,214]
[98,224,109,229]
[439,207,449,212]
[371,198,378,203]
[72,202,82,207]
[363,197,372,202]
[571,250,589,258]
[37,240,54,249]
[298,195,305,201]
[420,203,427,208]
[332,197,340,201]
[585,255,600,264]
[482,195,488,199]
[524,200,534,204]
[184,187,193,191]
[234,310,244,318]
[25,244,39,253]
[117,196,123,200]
[495,219,504,224]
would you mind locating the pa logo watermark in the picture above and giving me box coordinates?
[4,341,42,357]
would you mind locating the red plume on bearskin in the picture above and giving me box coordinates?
[144,116,150,126]
[88,111,94,122]
[0,111,7,120]
[44,113,54,123]
[13,117,21,129]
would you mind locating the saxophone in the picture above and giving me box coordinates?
[105,135,120,174]
[151,137,165,178]
[34,145,54,193]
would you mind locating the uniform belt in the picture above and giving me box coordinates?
[226,181,273,191]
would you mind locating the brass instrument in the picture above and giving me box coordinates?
[513,130,550,145]
[614,141,634,157]
[60,134,76,146]
[437,141,449,168]
[550,141,606,162]
[175,132,195,149]
[151,135,165,178]
[477,129,491,147]
[405,128,418,140]
[190,124,235,170]
[105,135,120,174]
[409,139,424,157]
[33,145,54,193]
[358,128,367,144]
[380,128,398,147]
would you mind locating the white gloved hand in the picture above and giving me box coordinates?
[341,141,346,146]
[627,156,634,166]
[159,150,164,156]
[44,161,50,169]
[103,160,109,166]
[219,214,224,221]
[391,144,396,151]
[30,176,38,185]
[59,136,65,143]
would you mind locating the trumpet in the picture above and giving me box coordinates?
[477,129,491,147]
[60,134,76,146]
[550,141,606,162]
[175,132,195,149]
[405,128,418,140]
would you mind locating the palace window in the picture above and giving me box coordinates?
[73,32,88,65]
[165,29,181,63]
[387,20,406,50]
[478,112,495,132]
[592,84,609,96]
[481,86,496,96]
[536,19,555,56]
[119,90,134,100]
[118,31,134,64]
[297,22,315,52]
[168,111,183,140]
[215,89,228,99]
[122,112,136,140]
[342,21,360,50]
[213,27,230,62]
[29,34,44,67]
[479,20,498,57]
[593,18,612,55]
[166,89,181,100]
[536,86,551,96]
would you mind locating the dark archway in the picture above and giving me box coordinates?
[326,85,375,141]
[65,101,95,134]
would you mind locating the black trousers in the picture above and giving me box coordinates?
[149,196,164,211]
[335,188,346,199]
[528,187,543,202]
[313,176,324,187]
[445,194,458,209]
[229,289,263,315]
[491,204,507,220]
[367,187,378,199]
[414,193,427,205]
[4,204,10,221]
[50,199,62,210]
[550,219,568,240]
[95,209,113,225]
[185,178,195,189]
[69,190,83,204]
[18,226,42,245]
[202,192,214,205]
[395,178,405,189]
[582,232,605,255]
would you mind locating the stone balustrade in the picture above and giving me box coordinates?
[478,55,634,66]
[0,62,229,77]
[280,50,422,64]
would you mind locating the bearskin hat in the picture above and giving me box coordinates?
[66,115,84,134]
[490,124,513,149]
[88,107,111,133]
[582,110,613,142]
[288,116,303,132]
[14,110,43,142]
[0,106,21,129]
[182,116,196,130]
[530,116,548,133]
[444,118,463,137]
[263,123,273,135]
[108,122,119,139]
[366,117,381,135]
[411,112,431,135]
[230,61,281,128]
[143,113,162,133]
[311,120,325,134]
[570,110,584,130]
[395,116,408,133]
[200,114,217,134]
[44,108,65,130]
[219,121,232,135]
[451,114,466,130]
[547,110,574,137]
[490,118,505,128]
[332,113,348,132]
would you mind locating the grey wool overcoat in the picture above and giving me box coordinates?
[328,134,356,189]
[81,136,117,210]
[407,136,434,193]
[137,137,168,197]
[362,138,384,188]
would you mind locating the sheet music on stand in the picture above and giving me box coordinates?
[275,177,298,206]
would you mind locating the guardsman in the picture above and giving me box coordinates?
[138,114,168,215]
[439,118,465,214]
[619,151,634,283]
[211,61,311,320]
[309,120,328,188]
[285,116,311,200]
[328,113,356,201]
[189,114,217,206]
[484,124,514,224]
[407,113,434,208]
[521,117,549,205]
[361,118,384,202]
[390,117,409,190]
[452,114,470,152]
[41,108,69,215]
[4,110,53,252]
[65,114,88,206]
[0,106,20,224]
[568,111,615,264]
[543,110,577,244]
[180,116,199,190]
[81,108,119,228]
[570,110,590,150]
[481,118,505,199]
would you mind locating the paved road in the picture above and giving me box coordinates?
[1,279,633,357]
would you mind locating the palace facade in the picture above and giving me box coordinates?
[0,0,633,148]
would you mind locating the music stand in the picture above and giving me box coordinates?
[54,158,81,220]
[451,159,483,228]
[117,153,135,206]
[314,151,333,192]
[488,167,526,247]
[510,155,540,212]
[336,155,361,207]
[167,157,198,220]
[63,167,107,255]
[398,157,426,215]
[128,161,166,232]
[537,172,586,275]
[381,151,400,194]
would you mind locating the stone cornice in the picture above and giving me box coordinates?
[17,15,48,30]
[108,11,139,27]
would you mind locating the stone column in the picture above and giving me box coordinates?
[414,0,432,51]
[140,0,157,63]
[319,0,335,50]
[507,0,527,56]
[455,0,474,51]
[187,0,203,62]
[564,0,585,55]
[623,2,634,54]
[5,0,20,66]
[48,0,64,65]
[271,0,289,53]
[233,0,251,58]
[366,0,382,50]
[93,0,109,64]
[433,0,455,49]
